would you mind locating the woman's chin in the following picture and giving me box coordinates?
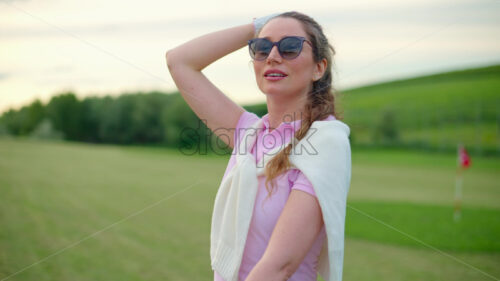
[262,86,288,96]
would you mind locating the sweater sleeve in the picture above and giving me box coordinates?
[288,168,317,197]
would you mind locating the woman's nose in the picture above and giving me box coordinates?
[266,45,282,63]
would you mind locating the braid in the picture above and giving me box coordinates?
[260,11,343,204]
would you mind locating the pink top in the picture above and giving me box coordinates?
[214,111,336,281]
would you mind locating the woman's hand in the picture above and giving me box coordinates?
[252,13,281,37]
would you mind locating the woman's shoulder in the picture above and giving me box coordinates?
[287,168,317,197]
[323,114,336,121]
[233,111,261,150]
[236,111,260,130]
[314,114,350,138]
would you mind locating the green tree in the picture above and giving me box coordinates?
[46,92,83,140]
[0,100,45,136]
[372,108,399,145]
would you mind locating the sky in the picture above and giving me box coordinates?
[1,0,499,114]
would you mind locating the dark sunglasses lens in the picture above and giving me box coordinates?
[251,39,272,60]
[279,37,303,59]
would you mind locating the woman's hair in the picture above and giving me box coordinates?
[257,11,344,201]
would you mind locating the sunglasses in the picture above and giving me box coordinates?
[248,36,312,61]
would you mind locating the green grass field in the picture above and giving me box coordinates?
[338,64,500,154]
[1,138,499,281]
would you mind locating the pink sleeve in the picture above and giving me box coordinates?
[325,114,336,121]
[233,111,260,150]
[222,111,259,181]
[288,169,317,197]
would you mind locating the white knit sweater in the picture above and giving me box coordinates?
[210,116,351,281]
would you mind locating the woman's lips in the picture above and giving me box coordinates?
[264,75,287,81]
[264,69,288,81]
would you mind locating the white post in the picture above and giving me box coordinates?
[454,143,464,222]
[454,169,463,222]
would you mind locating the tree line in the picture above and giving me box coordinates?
[0,91,267,154]
[2,89,494,156]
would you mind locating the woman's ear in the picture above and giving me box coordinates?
[312,58,327,81]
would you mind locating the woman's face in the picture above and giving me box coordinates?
[253,17,323,99]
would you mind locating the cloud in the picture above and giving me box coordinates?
[0,72,10,81]
[0,16,248,39]
[48,65,74,73]
[2,1,498,40]
[0,0,30,3]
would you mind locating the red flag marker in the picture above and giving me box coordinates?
[459,145,471,169]
[454,143,471,222]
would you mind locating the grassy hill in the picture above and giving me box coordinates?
[244,64,500,156]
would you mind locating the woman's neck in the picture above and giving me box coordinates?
[265,94,306,132]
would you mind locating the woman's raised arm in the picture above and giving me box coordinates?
[165,23,256,149]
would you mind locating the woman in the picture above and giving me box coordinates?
[166,11,351,281]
